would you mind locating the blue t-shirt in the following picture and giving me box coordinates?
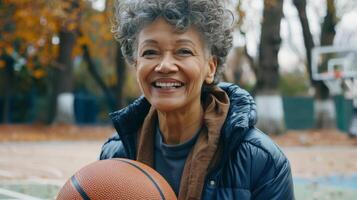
[154,126,200,195]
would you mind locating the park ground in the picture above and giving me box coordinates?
[0,125,357,200]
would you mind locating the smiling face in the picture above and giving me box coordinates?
[135,18,216,113]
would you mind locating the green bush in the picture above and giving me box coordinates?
[279,71,310,96]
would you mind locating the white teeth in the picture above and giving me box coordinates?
[155,82,182,88]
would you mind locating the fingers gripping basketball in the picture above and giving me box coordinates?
[57,158,177,200]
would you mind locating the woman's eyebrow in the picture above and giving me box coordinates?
[138,39,197,49]
[139,39,158,49]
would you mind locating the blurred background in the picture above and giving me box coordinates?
[0,0,356,199]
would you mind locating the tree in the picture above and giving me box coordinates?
[0,0,122,123]
[105,0,128,109]
[78,0,128,110]
[0,49,15,122]
[255,0,285,134]
[233,0,285,134]
[49,0,82,123]
[256,0,284,94]
[80,34,117,111]
[115,43,127,109]
[293,0,338,128]
[0,0,57,123]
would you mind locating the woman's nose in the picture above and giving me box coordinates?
[155,54,178,73]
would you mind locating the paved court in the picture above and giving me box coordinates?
[0,141,101,200]
[0,141,356,199]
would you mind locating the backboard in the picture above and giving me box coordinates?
[312,45,357,81]
[312,46,357,135]
[311,45,357,96]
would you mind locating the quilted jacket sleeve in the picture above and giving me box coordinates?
[99,132,128,160]
[251,155,294,200]
[242,129,295,200]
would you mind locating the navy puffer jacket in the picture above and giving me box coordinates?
[100,83,295,199]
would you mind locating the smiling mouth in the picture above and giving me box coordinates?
[152,81,184,89]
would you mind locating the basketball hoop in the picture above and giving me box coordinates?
[312,45,357,135]
[311,45,357,96]
[334,70,342,79]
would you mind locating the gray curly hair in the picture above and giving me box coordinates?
[113,0,234,84]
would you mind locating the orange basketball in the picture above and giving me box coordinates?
[57,158,177,200]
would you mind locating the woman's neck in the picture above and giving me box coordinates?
[157,101,203,145]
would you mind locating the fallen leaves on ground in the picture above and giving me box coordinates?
[1,125,357,146]
[272,129,357,146]
[0,124,114,142]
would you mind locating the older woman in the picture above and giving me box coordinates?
[100,0,294,199]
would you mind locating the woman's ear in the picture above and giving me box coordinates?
[205,56,217,84]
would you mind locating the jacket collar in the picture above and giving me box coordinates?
[218,82,257,143]
[109,82,257,156]
[108,96,150,158]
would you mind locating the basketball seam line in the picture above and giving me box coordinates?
[115,159,166,200]
[71,175,91,200]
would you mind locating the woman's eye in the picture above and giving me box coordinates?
[177,49,194,56]
[141,50,158,58]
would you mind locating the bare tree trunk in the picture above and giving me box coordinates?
[105,0,127,110]
[48,0,80,124]
[48,30,76,123]
[81,43,116,111]
[293,0,314,82]
[316,0,337,100]
[321,0,337,47]
[293,0,335,100]
[0,51,15,123]
[293,0,338,128]
[0,1,15,123]
[115,43,127,109]
[256,0,284,94]
[316,0,337,128]
[56,31,76,94]
[255,0,285,135]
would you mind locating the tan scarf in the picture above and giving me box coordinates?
[136,86,230,200]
